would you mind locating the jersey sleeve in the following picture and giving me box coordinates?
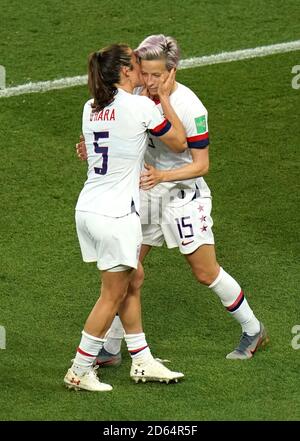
[149,118,172,137]
[82,99,92,133]
[141,98,172,137]
[182,98,209,149]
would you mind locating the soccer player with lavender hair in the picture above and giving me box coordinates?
[78,35,268,366]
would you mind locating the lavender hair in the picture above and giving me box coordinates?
[135,34,180,70]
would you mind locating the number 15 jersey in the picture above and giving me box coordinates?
[76,88,171,218]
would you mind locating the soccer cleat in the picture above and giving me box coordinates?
[226,322,269,360]
[95,347,122,367]
[64,367,113,392]
[130,357,184,384]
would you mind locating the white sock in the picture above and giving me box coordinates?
[104,315,124,355]
[231,301,260,335]
[71,330,105,376]
[209,267,260,335]
[124,332,152,363]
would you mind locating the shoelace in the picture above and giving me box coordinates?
[155,358,171,365]
[86,367,100,381]
[236,332,256,353]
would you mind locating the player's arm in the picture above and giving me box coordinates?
[76,134,87,160]
[140,147,209,190]
[152,69,187,153]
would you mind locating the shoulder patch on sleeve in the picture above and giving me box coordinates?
[194,115,207,134]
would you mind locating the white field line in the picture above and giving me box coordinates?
[1,40,300,99]
[0,65,5,89]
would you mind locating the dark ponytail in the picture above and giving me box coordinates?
[88,44,133,112]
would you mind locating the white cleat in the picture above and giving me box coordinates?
[130,357,184,384]
[64,367,113,392]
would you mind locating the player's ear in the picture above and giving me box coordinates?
[121,65,130,78]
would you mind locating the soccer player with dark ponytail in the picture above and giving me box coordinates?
[64,43,187,391]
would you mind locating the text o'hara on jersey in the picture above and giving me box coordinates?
[90,108,115,122]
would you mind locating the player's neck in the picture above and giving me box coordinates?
[115,75,136,94]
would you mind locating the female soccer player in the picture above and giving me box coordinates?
[78,35,268,367]
[64,43,186,391]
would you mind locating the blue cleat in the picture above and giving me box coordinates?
[226,322,269,360]
[95,347,122,367]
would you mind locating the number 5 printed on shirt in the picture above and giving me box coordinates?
[94,131,109,175]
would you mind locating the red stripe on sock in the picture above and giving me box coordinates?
[129,345,148,355]
[77,347,94,357]
[226,290,244,311]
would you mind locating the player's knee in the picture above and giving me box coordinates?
[193,266,219,286]
[129,264,145,292]
[99,287,127,305]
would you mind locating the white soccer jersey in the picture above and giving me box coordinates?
[76,88,171,217]
[144,82,211,206]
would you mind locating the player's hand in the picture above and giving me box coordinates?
[157,68,176,98]
[76,134,87,161]
[139,86,150,97]
[140,163,164,190]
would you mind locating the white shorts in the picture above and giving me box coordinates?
[75,211,142,271]
[141,196,215,254]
